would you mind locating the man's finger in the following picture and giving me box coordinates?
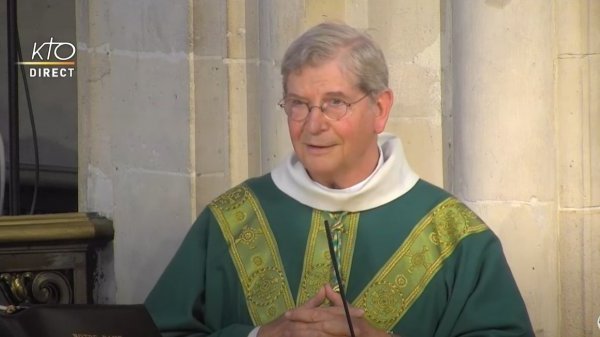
[324,284,364,318]
[285,306,364,323]
[324,283,345,307]
[298,285,326,309]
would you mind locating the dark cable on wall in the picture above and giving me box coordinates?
[7,0,20,215]
[16,30,40,214]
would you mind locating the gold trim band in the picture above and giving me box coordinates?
[209,185,294,325]
[353,197,487,330]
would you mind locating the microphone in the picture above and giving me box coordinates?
[324,220,356,337]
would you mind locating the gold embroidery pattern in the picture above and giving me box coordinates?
[353,197,487,331]
[209,185,294,325]
[300,262,330,302]
[296,211,359,305]
[407,246,429,273]
[364,282,406,323]
[247,267,285,306]
[235,224,262,249]
[212,187,247,210]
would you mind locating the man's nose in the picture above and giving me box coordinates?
[304,106,328,133]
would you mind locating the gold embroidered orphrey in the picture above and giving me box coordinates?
[209,184,487,329]
[296,211,359,305]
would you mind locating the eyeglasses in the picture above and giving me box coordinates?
[278,93,370,121]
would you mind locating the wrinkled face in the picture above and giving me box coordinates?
[285,58,392,188]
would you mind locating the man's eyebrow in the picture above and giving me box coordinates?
[285,91,351,99]
[284,93,305,99]
[323,91,349,97]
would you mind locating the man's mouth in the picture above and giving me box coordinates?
[304,143,335,154]
[305,143,334,148]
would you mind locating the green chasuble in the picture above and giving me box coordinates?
[145,175,534,337]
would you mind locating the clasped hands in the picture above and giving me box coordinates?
[258,284,390,337]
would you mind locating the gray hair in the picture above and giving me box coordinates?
[281,22,389,95]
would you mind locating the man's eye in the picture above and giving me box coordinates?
[327,98,346,107]
[328,98,346,107]
[288,99,305,106]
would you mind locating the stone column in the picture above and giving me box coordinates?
[446,1,557,335]
[556,1,600,336]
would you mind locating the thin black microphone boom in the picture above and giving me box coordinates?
[324,220,356,337]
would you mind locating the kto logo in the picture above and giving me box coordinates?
[17,37,76,78]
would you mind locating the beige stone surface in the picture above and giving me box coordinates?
[556,0,585,55]
[194,58,229,174]
[257,60,293,171]
[228,60,264,186]
[450,0,556,202]
[556,2,600,336]
[244,62,262,178]
[591,1,600,53]
[368,0,440,62]
[559,210,600,337]
[386,118,442,187]
[106,2,189,53]
[109,54,191,173]
[226,0,249,59]
[555,2,600,335]
[391,61,441,119]
[225,0,262,185]
[227,60,249,186]
[113,169,192,303]
[192,0,227,56]
[344,0,369,28]
[77,1,112,210]
[304,0,346,25]
[195,172,230,213]
[256,1,304,61]
[559,211,585,337]
[557,56,597,209]
[591,55,600,207]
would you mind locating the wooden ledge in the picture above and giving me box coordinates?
[0,213,113,244]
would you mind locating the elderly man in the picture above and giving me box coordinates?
[145,22,534,337]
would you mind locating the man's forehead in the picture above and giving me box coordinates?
[285,63,358,93]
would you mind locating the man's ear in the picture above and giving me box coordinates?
[373,89,393,133]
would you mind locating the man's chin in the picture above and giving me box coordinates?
[303,166,335,183]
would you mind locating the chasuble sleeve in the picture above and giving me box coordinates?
[433,231,535,337]
[145,209,255,337]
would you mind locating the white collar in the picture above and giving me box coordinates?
[271,133,419,212]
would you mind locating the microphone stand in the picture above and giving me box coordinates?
[7,0,20,215]
[324,220,356,337]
